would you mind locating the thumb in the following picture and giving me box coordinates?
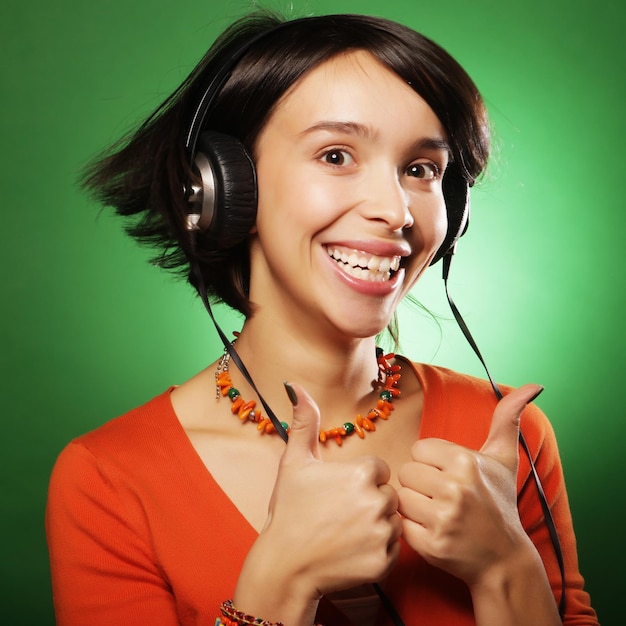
[281,382,322,463]
[480,384,544,470]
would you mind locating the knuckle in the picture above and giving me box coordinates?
[434,505,454,529]
[397,462,416,488]
[429,541,451,563]
[410,440,424,458]
[451,448,480,477]
[440,478,463,503]
[369,491,394,522]
[352,455,380,483]
[369,539,398,578]
[369,519,391,546]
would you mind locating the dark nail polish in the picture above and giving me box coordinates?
[283,382,298,407]
[527,386,545,404]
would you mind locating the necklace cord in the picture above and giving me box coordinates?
[191,259,289,443]
[442,250,566,620]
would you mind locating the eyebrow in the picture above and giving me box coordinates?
[300,120,451,154]
[300,120,374,138]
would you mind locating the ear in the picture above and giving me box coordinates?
[188,131,258,249]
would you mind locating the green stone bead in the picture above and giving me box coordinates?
[280,422,290,432]
[343,422,355,434]
[228,388,240,400]
[380,389,393,401]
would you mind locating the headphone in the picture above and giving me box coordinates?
[183,17,470,265]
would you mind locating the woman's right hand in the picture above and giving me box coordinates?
[233,382,401,626]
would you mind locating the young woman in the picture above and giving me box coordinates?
[46,12,598,626]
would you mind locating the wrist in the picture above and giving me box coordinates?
[470,536,539,594]
[468,539,560,626]
[234,533,321,626]
[217,599,323,626]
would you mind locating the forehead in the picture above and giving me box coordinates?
[262,50,445,140]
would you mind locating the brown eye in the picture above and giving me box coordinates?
[322,149,354,166]
[406,162,439,180]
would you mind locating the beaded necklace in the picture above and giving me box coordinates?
[215,344,401,446]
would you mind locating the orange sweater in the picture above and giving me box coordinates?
[46,363,598,625]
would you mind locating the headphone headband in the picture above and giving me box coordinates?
[185,18,310,159]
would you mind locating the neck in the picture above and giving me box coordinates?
[227,315,383,430]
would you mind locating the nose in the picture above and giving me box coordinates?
[359,167,414,231]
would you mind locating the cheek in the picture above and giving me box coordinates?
[402,196,448,291]
[413,194,448,252]
[255,164,351,235]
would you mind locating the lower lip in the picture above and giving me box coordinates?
[325,253,405,296]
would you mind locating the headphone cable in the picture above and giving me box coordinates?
[442,249,566,620]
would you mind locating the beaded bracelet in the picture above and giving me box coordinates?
[215,617,261,626]
[218,599,284,626]
[216,599,322,626]
[215,618,323,626]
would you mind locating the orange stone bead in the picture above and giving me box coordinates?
[238,400,256,421]
[362,416,376,431]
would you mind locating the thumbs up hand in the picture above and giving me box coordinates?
[397,384,543,587]
[234,383,401,623]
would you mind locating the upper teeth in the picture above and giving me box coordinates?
[326,246,401,281]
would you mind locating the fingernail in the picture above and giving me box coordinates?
[527,386,545,404]
[283,382,298,406]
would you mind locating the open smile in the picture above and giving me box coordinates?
[326,245,402,283]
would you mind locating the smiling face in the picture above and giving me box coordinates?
[248,50,449,340]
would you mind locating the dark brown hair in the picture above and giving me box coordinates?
[81,12,490,317]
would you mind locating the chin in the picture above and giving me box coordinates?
[337,315,394,342]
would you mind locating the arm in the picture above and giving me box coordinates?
[467,399,599,625]
[46,442,181,626]
[398,385,567,626]
[467,535,561,626]
[515,403,599,625]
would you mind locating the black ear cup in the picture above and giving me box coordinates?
[431,161,470,265]
[189,131,258,249]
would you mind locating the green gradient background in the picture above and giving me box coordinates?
[1,0,622,622]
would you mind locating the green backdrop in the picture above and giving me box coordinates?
[1,0,622,622]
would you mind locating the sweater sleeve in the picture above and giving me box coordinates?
[517,404,598,625]
[46,440,183,626]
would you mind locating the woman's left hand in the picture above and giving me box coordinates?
[397,384,542,587]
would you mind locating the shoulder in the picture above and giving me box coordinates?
[48,388,184,498]
[404,360,553,451]
[407,360,519,403]
[73,388,178,456]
